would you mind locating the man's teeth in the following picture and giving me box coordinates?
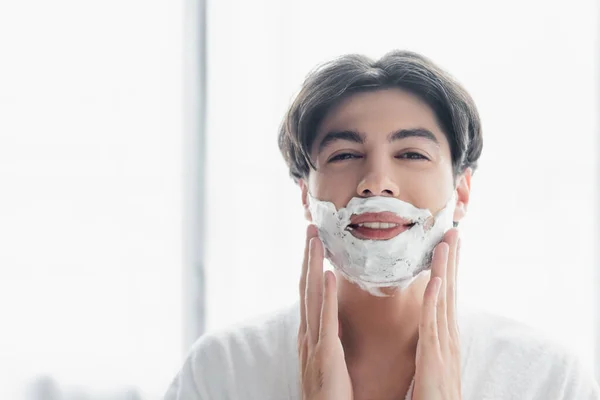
[356,222,400,229]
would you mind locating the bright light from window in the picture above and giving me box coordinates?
[0,1,184,398]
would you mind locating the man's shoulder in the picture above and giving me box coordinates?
[460,309,574,363]
[178,303,300,399]
[164,303,300,400]
[190,302,299,361]
[459,309,599,399]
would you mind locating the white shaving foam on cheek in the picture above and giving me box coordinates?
[308,193,456,297]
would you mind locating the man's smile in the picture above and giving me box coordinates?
[346,212,416,240]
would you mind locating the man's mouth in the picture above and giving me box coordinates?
[346,212,416,240]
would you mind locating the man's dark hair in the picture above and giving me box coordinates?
[278,50,483,182]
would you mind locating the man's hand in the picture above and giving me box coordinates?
[298,225,353,400]
[412,228,462,400]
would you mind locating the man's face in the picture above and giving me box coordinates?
[302,88,470,223]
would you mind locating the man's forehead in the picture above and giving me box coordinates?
[316,88,444,142]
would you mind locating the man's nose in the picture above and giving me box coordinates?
[356,161,400,197]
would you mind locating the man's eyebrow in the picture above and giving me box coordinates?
[316,130,365,154]
[388,128,440,145]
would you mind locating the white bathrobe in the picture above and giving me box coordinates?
[164,303,600,400]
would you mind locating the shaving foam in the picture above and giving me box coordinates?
[308,193,456,296]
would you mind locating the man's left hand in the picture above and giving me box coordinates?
[412,228,462,400]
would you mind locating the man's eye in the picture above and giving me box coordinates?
[397,152,429,160]
[328,153,362,162]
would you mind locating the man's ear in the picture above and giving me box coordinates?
[453,168,472,223]
[299,179,313,222]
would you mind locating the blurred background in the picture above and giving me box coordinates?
[0,0,598,398]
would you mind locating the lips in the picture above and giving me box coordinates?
[347,212,415,240]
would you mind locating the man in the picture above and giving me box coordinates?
[165,51,600,399]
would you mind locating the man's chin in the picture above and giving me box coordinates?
[376,286,402,297]
[366,272,431,297]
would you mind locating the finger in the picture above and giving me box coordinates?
[451,237,462,341]
[299,332,309,375]
[299,224,319,336]
[455,237,461,302]
[319,270,339,343]
[431,241,449,349]
[445,230,460,340]
[420,276,442,357]
[306,237,324,345]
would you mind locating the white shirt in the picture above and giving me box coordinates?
[164,303,600,399]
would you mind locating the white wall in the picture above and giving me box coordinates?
[205,0,599,376]
[0,1,184,398]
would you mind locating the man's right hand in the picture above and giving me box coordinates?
[298,225,353,400]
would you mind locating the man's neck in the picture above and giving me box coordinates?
[336,272,428,360]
